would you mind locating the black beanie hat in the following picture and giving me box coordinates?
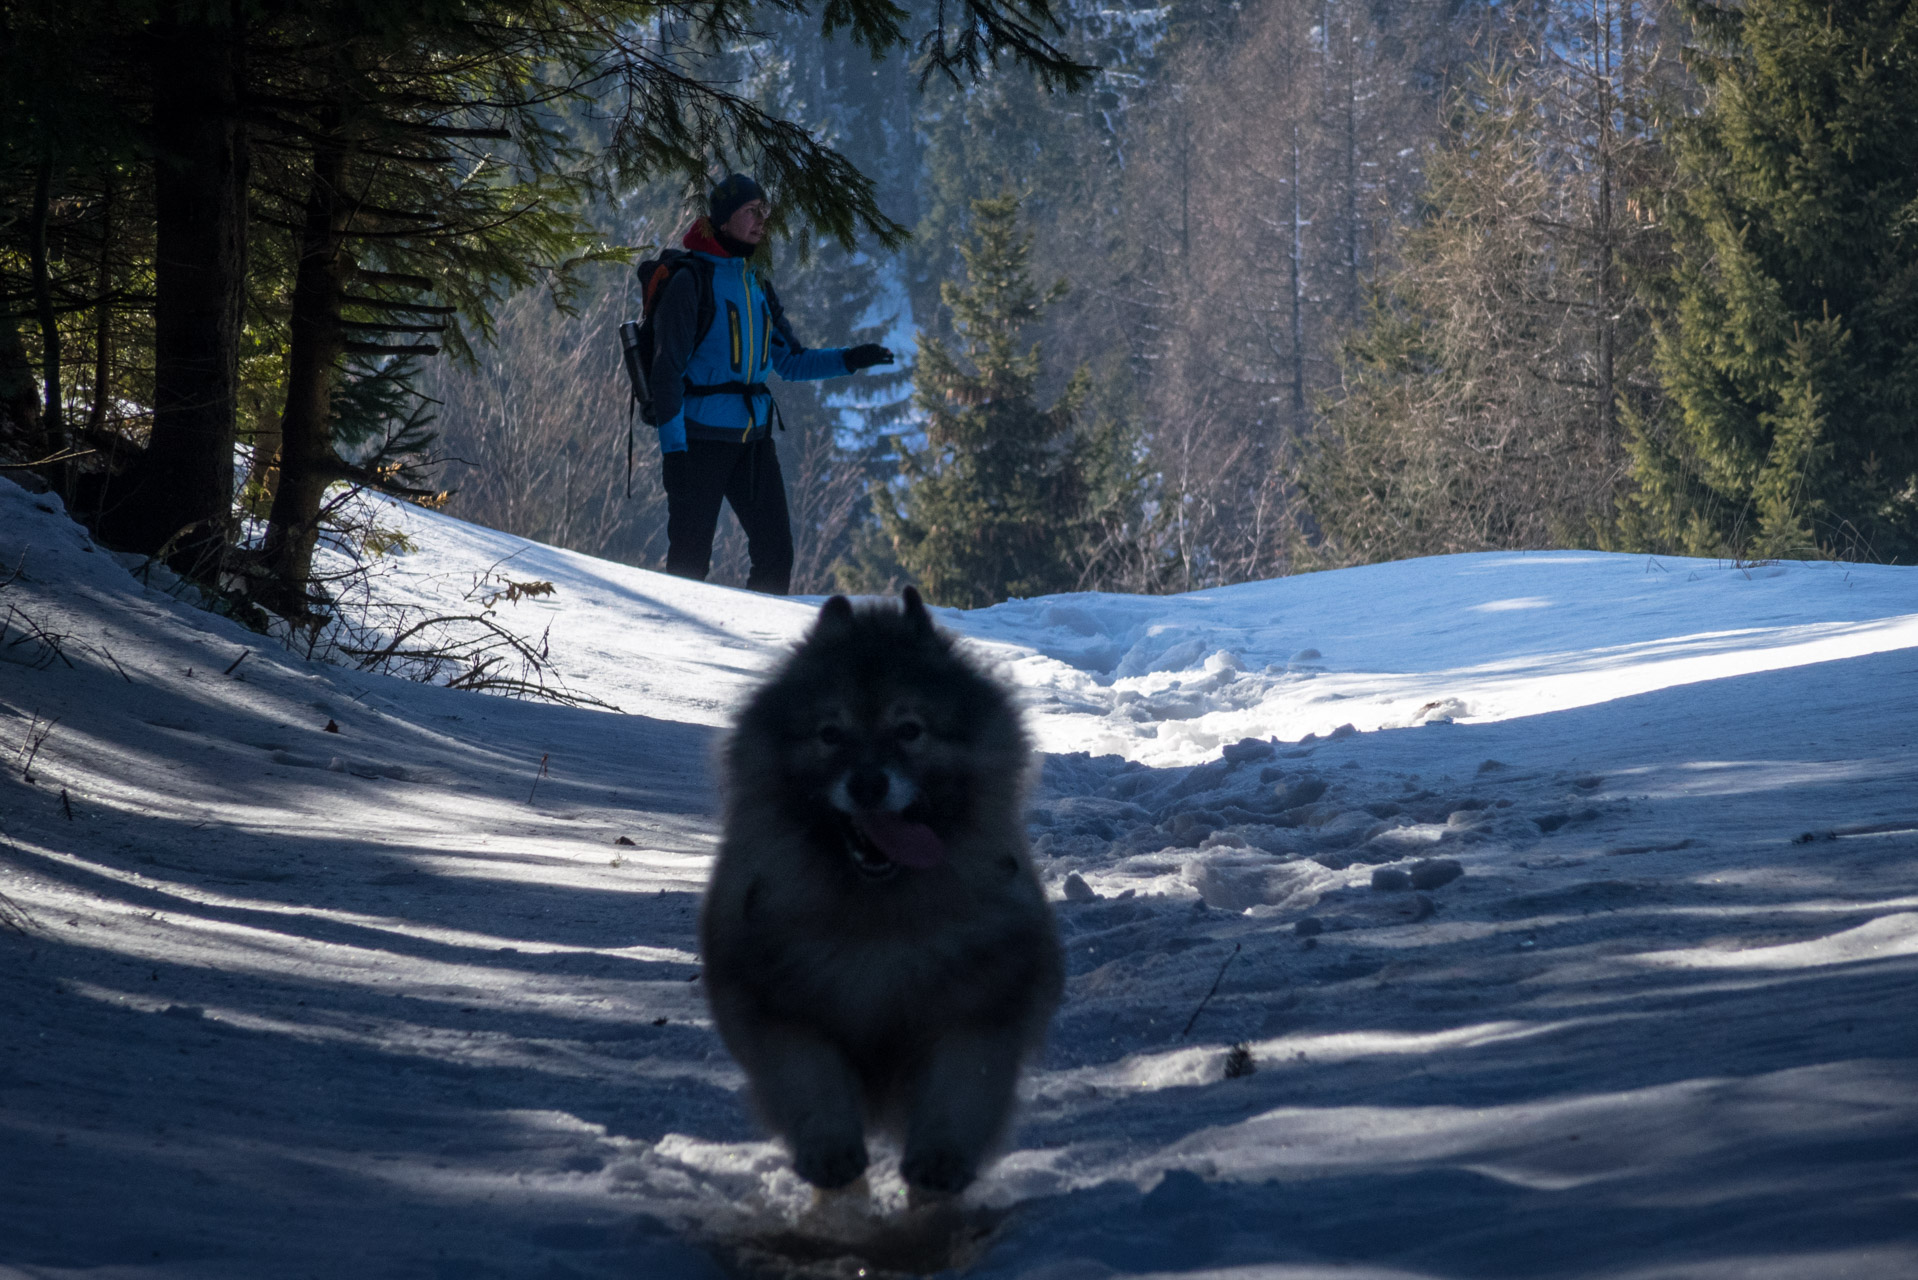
[709,174,766,230]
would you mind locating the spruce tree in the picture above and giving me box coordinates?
[874,195,1092,607]
[1622,0,1918,560]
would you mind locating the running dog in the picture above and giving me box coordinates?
[700,588,1063,1196]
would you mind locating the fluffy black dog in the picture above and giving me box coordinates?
[700,588,1063,1196]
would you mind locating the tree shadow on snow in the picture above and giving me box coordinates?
[1,647,1915,1277]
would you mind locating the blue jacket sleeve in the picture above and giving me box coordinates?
[656,410,686,454]
[763,279,850,382]
[770,331,851,382]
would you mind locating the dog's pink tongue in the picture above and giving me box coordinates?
[854,812,946,868]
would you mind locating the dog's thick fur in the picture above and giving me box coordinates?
[700,589,1063,1195]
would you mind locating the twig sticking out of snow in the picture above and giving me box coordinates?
[0,889,31,934]
[1180,942,1242,1038]
[284,527,614,710]
[1,598,74,671]
[330,612,618,710]
[13,713,58,782]
[1,554,133,681]
[0,834,34,934]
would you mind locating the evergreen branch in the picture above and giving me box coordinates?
[340,296,458,314]
[385,122,513,140]
[916,0,1098,91]
[342,204,444,223]
[353,270,435,291]
[338,319,447,334]
[318,457,444,501]
[343,341,441,356]
[356,147,457,167]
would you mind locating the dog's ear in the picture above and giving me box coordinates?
[814,595,856,638]
[901,585,934,636]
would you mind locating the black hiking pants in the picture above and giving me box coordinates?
[662,436,793,595]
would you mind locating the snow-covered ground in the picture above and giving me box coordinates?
[3,475,1915,1279]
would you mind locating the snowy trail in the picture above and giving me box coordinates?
[3,478,1916,1278]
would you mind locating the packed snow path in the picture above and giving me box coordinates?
[3,477,1915,1279]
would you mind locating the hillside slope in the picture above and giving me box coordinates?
[3,477,1915,1279]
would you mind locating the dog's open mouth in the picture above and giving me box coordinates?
[841,808,945,879]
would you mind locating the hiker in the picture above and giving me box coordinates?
[647,174,894,595]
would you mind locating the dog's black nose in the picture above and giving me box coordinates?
[846,768,889,809]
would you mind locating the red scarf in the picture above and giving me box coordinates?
[682,217,739,257]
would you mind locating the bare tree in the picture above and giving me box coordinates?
[1296,0,1679,565]
[1095,0,1433,587]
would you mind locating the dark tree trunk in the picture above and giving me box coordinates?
[30,155,64,460]
[88,177,115,440]
[0,317,42,449]
[97,6,248,577]
[259,126,350,616]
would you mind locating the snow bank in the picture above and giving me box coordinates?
[327,496,1918,771]
[5,476,1917,1279]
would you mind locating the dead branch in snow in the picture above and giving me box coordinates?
[1,555,133,682]
[288,508,617,711]
[0,886,32,933]
[327,609,617,711]
[13,712,58,782]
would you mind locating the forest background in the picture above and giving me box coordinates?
[4,0,1915,617]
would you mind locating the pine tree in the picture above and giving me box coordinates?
[872,196,1093,607]
[1621,0,1918,560]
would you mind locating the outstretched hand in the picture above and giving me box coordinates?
[844,343,895,372]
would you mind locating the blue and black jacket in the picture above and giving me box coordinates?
[648,222,852,452]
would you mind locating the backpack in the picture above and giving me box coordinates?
[615,248,791,493]
[619,248,717,428]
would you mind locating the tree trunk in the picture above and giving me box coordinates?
[1594,0,1618,457]
[30,155,64,460]
[97,5,248,578]
[259,125,350,617]
[1290,125,1307,432]
[87,176,115,441]
[0,317,42,449]
[1342,10,1359,298]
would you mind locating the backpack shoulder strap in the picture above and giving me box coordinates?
[758,274,805,354]
[687,257,718,350]
[760,274,788,325]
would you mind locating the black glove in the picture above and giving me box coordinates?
[844,343,895,372]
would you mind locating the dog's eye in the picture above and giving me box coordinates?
[817,724,845,746]
[894,721,923,743]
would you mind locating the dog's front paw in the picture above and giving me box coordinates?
[792,1138,869,1190]
[901,1146,976,1195]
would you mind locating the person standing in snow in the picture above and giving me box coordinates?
[648,174,895,595]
